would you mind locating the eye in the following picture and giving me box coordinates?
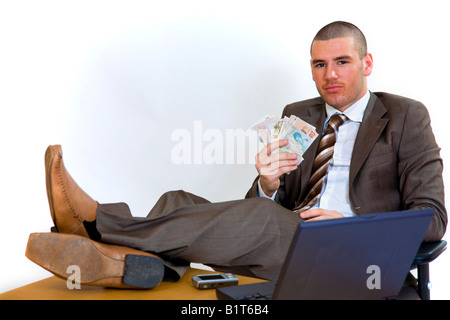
[337,60,349,65]
[314,63,326,68]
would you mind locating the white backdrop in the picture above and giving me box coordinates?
[1,0,449,298]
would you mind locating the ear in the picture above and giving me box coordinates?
[363,53,373,76]
[310,59,316,82]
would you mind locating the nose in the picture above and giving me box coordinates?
[325,66,338,80]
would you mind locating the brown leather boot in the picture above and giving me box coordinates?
[26,232,165,289]
[45,145,97,237]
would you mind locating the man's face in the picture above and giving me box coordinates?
[310,37,373,111]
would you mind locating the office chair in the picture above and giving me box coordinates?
[411,240,447,300]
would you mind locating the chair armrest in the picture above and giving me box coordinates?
[412,240,447,266]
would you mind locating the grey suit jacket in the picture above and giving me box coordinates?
[246,92,447,241]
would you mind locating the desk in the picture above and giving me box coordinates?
[0,268,266,300]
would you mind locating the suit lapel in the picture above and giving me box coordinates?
[302,104,327,131]
[300,103,326,171]
[289,93,388,207]
[294,103,326,204]
[349,93,389,185]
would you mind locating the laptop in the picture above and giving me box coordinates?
[216,209,433,300]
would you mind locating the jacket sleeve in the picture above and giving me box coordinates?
[245,176,260,199]
[397,100,447,241]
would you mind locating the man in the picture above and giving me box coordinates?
[248,22,446,235]
[26,21,446,298]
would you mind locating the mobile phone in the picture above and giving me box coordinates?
[192,273,239,289]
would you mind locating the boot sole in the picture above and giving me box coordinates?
[26,233,164,289]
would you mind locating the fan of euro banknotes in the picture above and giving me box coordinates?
[251,115,319,159]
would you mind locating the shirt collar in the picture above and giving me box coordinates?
[325,90,371,123]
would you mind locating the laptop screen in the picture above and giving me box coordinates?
[273,209,433,300]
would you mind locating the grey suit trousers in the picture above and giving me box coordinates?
[96,190,301,282]
[95,189,419,299]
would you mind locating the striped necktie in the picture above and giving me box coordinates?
[293,113,349,214]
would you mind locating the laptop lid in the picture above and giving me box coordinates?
[273,209,433,300]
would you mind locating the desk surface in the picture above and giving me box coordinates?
[0,268,266,300]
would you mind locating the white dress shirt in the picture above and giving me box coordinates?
[257,91,371,217]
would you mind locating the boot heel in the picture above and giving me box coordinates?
[123,254,164,289]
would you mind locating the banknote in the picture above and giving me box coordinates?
[251,114,318,158]
[277,117,318,156]
[251,115,283,144]
[251,115,272,145]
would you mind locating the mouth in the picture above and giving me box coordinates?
[324,85,343,93]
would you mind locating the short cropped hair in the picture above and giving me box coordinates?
[311,21,368,59]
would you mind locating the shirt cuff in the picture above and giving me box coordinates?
[257,179,277,201]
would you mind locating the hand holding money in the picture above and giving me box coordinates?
[252,114,318,197]
[255,139,301,197]
[251,114,318,156]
